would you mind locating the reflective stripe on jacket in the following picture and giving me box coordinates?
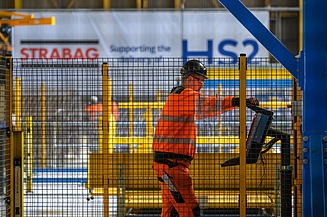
[152,87,199,160]
[152,87,236,161]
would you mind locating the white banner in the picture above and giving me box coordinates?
[13,11,269,60]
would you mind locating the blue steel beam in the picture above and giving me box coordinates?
[302,0,327,217]
[218,0,327,216]
[218,0,298,80]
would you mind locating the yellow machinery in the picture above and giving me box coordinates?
[0,11,55,53]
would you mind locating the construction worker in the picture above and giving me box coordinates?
[152,59,259,217]
[84,96,120,122]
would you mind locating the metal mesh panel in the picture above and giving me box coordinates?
[0,56,9,217]
[10,57,295,216]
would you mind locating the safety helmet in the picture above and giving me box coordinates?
[90,96,98,104]
[180,59,208,79]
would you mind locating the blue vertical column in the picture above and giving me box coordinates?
[302,1,327,216]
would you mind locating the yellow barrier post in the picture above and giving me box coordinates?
[41,84,46,168]
[129,84,133,137]
[26,116,33,192]
[217,83,223,137]
[102,62,114,217]
[99,116,103,153]
[239,54,247,217]
[13,76,24,216]
[5,55,13,217]
[14,78,22,130]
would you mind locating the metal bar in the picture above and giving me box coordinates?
[102,63,110,217]
[302,0,327,216]
[66,0,75,9]
[129,84,133,137]
[99,116,103,153]
[5,55,13,217]
[143,0,148,9]
[299,0,303,51]
[26,116,33,192]
[281,135,292,217]
[0,17,55,26]
[136,0,142,9]
[103,0,110,9]
[13,132,24,217]
[218,0,298,78]
[14,0,22,9]
[292,78,302,217]
[13,78,21,132]
[239,54,247,217]
[41,84,46,168]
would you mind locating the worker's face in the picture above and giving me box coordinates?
[190,75,205,91]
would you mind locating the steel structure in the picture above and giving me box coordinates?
[218,0,327,216]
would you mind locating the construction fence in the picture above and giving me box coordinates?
[1,56,302,216]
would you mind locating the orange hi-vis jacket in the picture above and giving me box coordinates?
[84,102,119,121]
[152,86,236,172]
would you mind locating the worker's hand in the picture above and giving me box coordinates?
[246,97,259,106]
[232,97,259,107]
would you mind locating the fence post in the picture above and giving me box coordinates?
[239,54,247,217]
[13,75,24,217]
[26,116,33,192]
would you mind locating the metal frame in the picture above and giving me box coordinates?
[218,0,327,216]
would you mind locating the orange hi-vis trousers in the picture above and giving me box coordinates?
[153,162,200,217]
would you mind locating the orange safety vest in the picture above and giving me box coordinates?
[84,102,119,121]
[153,87,199,161]
[153,87,236,162]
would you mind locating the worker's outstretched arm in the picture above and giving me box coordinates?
[196,96,259,120]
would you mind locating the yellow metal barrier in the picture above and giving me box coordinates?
[14,78,22,131]
[239,54,247,217]
[85,64,291,215]
[41,84,46,168]
[102,62,111,217]
[87,152,280,212]
[13,76,24,216]
[25,116,33,192]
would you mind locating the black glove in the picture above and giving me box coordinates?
[232,97,259,107]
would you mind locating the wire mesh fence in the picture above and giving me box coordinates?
[6,57,296,216]
[0,56,10,217]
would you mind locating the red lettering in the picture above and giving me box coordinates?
[50,48,60,58]
[73,48,84,58]
[62,48,72,58]
[29,48,38,58]
[19,47,99,59]
[86,48,99,59]
[20,48,29,58]
[39,48,48,58]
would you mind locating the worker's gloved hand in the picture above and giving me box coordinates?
[232,97,259,107]
[246,97,259,106]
